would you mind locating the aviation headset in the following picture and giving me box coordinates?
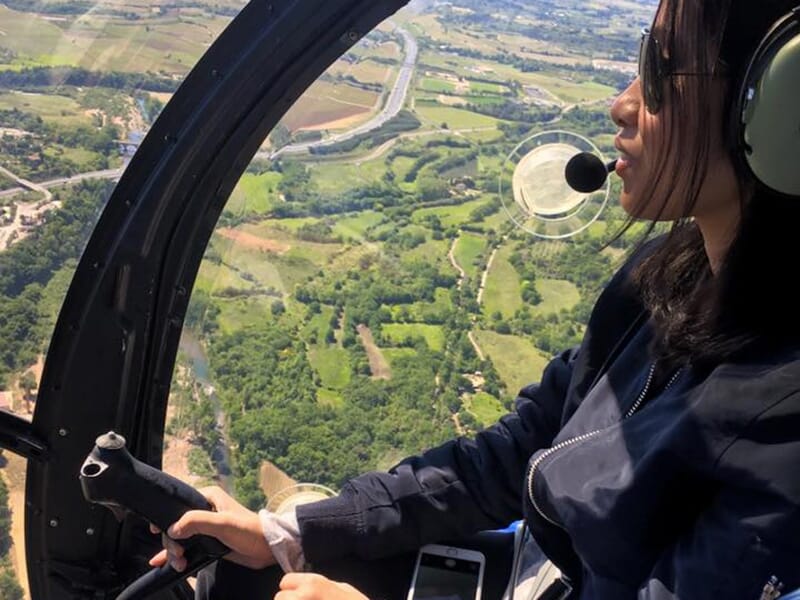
[735,5,800,197]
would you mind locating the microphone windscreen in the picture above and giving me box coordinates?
[565,152,608,193]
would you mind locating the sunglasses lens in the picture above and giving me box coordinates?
[639,30,663,114]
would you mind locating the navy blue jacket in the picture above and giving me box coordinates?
[297,250,800,599]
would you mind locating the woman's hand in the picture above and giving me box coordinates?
[148,485,275,571]
[275,573,369,600]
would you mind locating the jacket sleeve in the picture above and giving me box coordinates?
[296,346,578,564]
[639,391,800,599]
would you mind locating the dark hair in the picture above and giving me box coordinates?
[624,0,800,371]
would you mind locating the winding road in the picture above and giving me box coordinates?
[263,24,418,160]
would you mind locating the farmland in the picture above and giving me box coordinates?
[0,5,658,593]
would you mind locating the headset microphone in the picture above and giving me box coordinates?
[565,152,618,193]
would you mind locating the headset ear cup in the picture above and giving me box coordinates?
[738,10,800,197]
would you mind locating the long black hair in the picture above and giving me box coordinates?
[626,0,800,371]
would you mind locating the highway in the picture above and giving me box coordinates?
[262,25,418,160]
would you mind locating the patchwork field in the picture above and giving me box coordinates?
[281,80,380,132]
[531,279,581,316]
[473,330,550,397]
[0,91,92,127]
[0,5,231,73]
[382,323,446,352]
[482,245,522,320]
[412,197,496,229]
[414,105,505,129]
[226,172,283,216]
[309,346,351,390]
[465,391,506,427]
[453,232,487,281]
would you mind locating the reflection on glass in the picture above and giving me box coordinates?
[501,130,610,239]
[166,1,654,519]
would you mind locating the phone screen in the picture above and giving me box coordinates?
[410,552,482,600]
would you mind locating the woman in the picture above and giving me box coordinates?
[152,0,800,597]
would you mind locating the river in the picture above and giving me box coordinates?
[179,330,232,491]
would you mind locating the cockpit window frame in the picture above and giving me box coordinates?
[16,1,410,597]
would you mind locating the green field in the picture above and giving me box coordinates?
[327,57,392,85]
[310,159,389,195]
[469,81,507,95]
[465,391,506,426]
[414,105,505,130]
[194,258,258,295]
[227,172,283,216]
[531,279,581,316]
[303,306,335,343]
[413,198,494,228]
[473,330,550,397]
[317,387,344,408]
[0,6,230,73]
[401,238,450,270]
[309,346,351,390]
[331,211,385,240]
[382,323,446,352]
[419,78,457,94]
[214,296,274,334]
[453,233,487,280]
[482,246,522,319]
[262,217,322,234]
[493,65,617,104]
[382,347,418,367]
[391,287,453,322]
[0,91,91,127]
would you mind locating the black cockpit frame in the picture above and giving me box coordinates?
[0,0,409,597]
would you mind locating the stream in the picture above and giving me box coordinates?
[179,330,232,492]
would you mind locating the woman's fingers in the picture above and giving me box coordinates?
[148,549,168,567]
[167,509,228,540]
[276,573,369,600]
[148,486,274,570]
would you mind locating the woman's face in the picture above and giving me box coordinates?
[609,29,742,224]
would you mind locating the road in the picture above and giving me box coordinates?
[0,166,123,250]
[263,25,418,160]
[0,164,53,202]
[0,167,124,200]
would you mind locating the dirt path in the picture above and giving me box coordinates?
[467,331,485,362]
[476,247,498,306]
[356,324,391,380]
[1,452,30,599]
[452,413,466,436]
[447,234,466,290]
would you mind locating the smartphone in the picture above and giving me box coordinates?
[406,544,486,600]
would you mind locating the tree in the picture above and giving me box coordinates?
[0,571,23,600]
[271,300,286,317]
[19,371,37,412]
[0,477,11,555]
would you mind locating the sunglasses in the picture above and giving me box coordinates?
[638,27,719,114]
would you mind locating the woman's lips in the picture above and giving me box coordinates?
[615,155,634,175]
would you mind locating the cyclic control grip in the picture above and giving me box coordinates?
[80,431,230,600]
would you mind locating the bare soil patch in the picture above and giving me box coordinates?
[299,112,372,132]
[356,324,391,380]
[216,228,291,254]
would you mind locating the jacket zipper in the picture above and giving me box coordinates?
[527,364,681,529]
